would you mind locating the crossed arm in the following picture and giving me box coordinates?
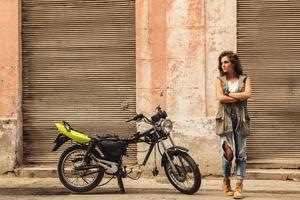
[215,77,252,103]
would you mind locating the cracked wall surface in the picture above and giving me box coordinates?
[136,0,236,175]
[0,119,18,174]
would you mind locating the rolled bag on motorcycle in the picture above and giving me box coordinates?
[52,123,91,151]
[161,146,189,167]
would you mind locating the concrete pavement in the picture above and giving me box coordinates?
[0,176,299,196]
[1,191,300,200]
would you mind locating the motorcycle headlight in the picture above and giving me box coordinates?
[162,119,173,133]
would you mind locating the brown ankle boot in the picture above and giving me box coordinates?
[233,182,244,199]
[222,178,234,196]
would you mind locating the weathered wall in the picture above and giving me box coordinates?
[0,0,236,175]
[0,0,22,174]
[136,0,236,175]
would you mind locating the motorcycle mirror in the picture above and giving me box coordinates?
[156,105,161,111]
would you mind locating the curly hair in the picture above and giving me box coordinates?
[218,51,243,76]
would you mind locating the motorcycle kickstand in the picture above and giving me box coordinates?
[117,175,125,193]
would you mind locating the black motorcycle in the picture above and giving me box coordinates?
[52,106,201,194]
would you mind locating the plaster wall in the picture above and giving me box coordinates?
[136,0,236,175]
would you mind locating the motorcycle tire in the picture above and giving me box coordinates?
[163,152,201,194]
[58,145,104,192]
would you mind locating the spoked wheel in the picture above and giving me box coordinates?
[163,153,201,194]
[58,145,104,192]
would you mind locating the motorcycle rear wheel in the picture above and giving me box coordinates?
[163,152,201,194]
[58,145,104,192]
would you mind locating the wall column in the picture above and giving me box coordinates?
[0,0,22,174]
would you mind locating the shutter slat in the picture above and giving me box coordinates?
[237,0,300,159]
[23,0,137,164]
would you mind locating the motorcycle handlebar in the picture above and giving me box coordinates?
[126,113,145,122]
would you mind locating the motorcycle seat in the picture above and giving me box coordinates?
[96,134,119,141]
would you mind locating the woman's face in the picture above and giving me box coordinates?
[221,56,234,74]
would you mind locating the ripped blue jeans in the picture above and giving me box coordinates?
[220,111,247,180]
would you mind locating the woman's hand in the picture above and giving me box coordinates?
[228,77,252,101]
[215,78,237,103]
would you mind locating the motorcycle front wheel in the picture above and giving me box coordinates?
[163,152,201,194]
[58,145,104,192]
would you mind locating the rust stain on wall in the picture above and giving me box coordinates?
[187,0,204,58]
[188,0,206,115]
[188,40,201,58]
[149,0,170,109]
[166,0,174,11]
[187,0,204,27]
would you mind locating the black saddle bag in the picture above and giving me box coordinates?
[98,139,127,162]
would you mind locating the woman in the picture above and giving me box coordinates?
[215,51,251,199]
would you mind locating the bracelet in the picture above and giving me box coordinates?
[224,89,230,96]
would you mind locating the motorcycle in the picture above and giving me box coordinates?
[52,106,201,194]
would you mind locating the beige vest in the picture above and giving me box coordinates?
[215,75,250,136]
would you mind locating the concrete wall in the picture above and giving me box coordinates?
[136,0,236,175]
[0,0,22,174]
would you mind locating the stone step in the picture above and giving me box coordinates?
[247,169,300,181]
[248,159,300,169]
[14,165,57,178]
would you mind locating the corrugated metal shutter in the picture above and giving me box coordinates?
[22,0,136,164]
[237,0,300,160]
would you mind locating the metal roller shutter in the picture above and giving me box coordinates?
[237,0,300,160]
[22,0,136,164]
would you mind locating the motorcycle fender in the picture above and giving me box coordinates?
[161,146,189,167]
[52,134,70,151]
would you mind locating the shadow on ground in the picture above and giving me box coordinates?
[0,188,184,196]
